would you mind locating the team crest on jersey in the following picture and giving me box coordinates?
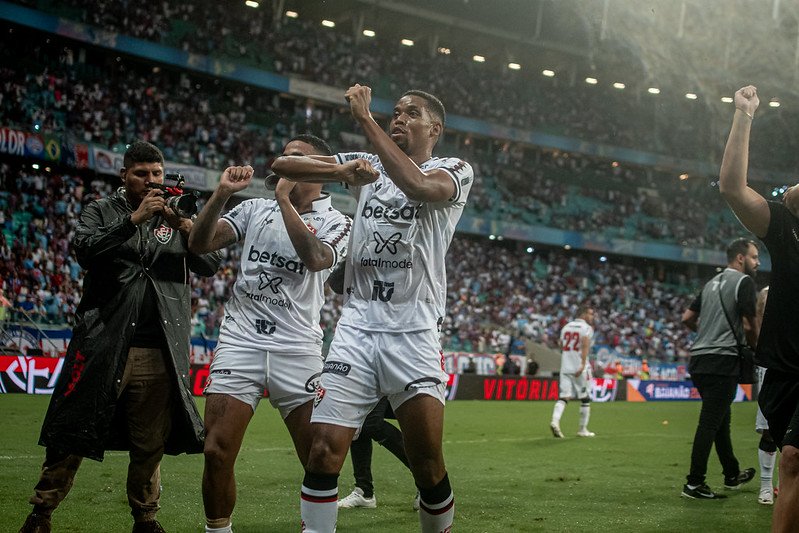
[313,383,326,407]
[153,224,173,244]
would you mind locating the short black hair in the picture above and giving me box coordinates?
[123,141,164,168]
[726,238,758,263]
[402,90,446,126]
[290,134,333,156]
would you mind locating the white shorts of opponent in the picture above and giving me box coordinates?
[559,368,592,400]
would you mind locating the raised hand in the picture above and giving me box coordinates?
[218,165,254,195]
[345,84,373,122]
[130,188,165,225]
[734,85,760,118]
[274,177,297,201]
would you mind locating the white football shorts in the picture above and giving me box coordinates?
[204,342,323,418]
[311,325,448,429]
[559,369,591,400]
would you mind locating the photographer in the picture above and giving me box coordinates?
[20,141,221,533]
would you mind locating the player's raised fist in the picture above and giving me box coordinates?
[734,85,759,117]
[341,158,379,186]
[345,84,373,122]
[219,165,254,194]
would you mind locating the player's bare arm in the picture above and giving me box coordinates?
[273,178,335,272]
[681,309,698,332]
[719,85,770,238]
[270,155,378,186]
[345,84,456,203]
[576,335,589,377]
[188,165,252,254]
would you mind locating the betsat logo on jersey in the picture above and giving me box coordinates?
[247,245,306,274]
[360,201,421,222]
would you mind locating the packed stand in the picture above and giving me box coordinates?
[11,0,799,171]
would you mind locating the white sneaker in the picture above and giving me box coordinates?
[413,491,420,511]
[758,487,774,505]
[337,487,377,509]
[550,423,564,438]
[577,429,596,437]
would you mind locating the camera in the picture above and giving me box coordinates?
[146,173,198,218]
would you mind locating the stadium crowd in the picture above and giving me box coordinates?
[1,163,706,362]
[9,0,798,170]
[0,25,753,251]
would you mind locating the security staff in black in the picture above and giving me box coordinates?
[680,238,759,499]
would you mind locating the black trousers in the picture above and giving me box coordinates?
[686,373,741,486]
[350,397,411,497]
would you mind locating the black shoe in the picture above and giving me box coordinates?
[681,483,727,499]
[724,467,756,490]
[132,521,166,533]
[19,513,51,533]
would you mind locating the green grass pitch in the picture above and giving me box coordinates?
[1,395,773,532]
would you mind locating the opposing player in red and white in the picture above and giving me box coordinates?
[550,305,596,438]
[272,85,473,533]
[187,134,371,533]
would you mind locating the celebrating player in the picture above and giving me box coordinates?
[187,135,362,533]
[272,84,473,533]
[719,85,799,530]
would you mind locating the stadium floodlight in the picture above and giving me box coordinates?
[613,82,625,89]
[473,55,486,63]
[362,29,376,37]
[769,99,780,108]
[245,0,259,7]
[685,93,698,100]
[401,39,414,46]
[321,19,335,28]
[721,96,733,103]
[285,10,298,18]
[508,62,521,70]
[647,87,660,94]
[542,69,555,77]
[437,47,451,55]
[585,77,598,85]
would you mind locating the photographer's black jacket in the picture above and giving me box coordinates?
[39,188,221,461]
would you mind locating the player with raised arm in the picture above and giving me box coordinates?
[187,135,367,533]
[719,85,799,531]
[550,305,596,438]
[272,84,473,533]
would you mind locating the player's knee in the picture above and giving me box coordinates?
[305,436,347,475]
[203,435,235,469]
[408,455,446,487]
[779,446,799,478]
[759,432,777,453]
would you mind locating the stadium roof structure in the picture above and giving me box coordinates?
[282,0,799,104]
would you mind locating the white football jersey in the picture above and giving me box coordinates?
[559,318,594,374]
[219,194,351,352]
[334,152,473,332]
